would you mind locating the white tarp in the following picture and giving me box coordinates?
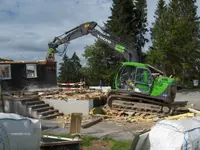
[0,113,41,150]
[148,117,200,150]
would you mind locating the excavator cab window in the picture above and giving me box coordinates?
[116,65,153,94]
[134,67,153,94]
[117,65,137,90]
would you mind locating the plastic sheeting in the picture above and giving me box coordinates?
[0,113,41,150]
[148,117,200,150]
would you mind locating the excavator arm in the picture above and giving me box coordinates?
[47,21,136,62]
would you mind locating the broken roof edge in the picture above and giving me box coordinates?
[0,58,13,62]
[0,59,57,65]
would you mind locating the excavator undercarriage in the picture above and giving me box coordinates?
[107,90,188,117]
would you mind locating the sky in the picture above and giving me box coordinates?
[0,0,200,66]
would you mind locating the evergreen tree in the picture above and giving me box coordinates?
[70,52,82,82]
[154,0,166,20]
[58,53,82,83]
[104,0,148,62]
[167,0,200,80]
[150,0,167,41]
[134,0,149,62]
[148,0,200,85]
[105,0,134,43]
[147,0,168,71]
[58,54,69,82]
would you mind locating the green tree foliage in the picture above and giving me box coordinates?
[71,52,82,80]
[147,0,167,71]
[58,52,82,83]
[147,0,200,83]
[168,0,200,81]
[150,0,167,41]
[134,0,149,62]
[105,0,148,62]
[81,40,125,86]
[105,0,135,42]
[57,54,69,82]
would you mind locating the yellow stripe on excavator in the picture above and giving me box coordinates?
[48,48,56,54]
[84,24,90,28]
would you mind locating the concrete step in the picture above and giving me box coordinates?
[40,109,59,116]
[29,103,49,109]
[40,112,64,120]
[21,98,40,105]
[25,101,45,106]
[33,106,54,112]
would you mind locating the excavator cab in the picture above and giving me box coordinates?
[116,62,153,95]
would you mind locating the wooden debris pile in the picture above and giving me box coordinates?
[164,112,200,120]
[56,114,92,128]
[89,107,161,123]
[89,107,199,123]
[38,90,107,100]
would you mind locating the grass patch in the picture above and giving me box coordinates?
[81,136,99,147]
[101,137,132,150]
[41,132,99,147]
[110,140,132,150]
[41,132,132,149]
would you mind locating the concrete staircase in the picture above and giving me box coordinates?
[21,97,64,119]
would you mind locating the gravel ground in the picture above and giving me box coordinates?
[41,119,153,141]
[175,88,200,108]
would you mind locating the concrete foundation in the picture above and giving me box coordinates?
[1,98,107,118]
[43,98,107,116]
[4,99,33,117]
[2,98,64,119]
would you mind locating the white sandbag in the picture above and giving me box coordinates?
[148,117,200,150]
[0,113,41,150]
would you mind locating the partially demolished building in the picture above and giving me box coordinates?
[0,58,57,91]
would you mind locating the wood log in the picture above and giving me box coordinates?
[81,117,106,128]
[165,113,195,120]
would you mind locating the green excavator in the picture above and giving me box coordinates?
[47,21,188,115]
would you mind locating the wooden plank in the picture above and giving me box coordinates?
[69,113,83,135]
[188,108,200,115]
[147,64,165,75]
[81,117,105,129]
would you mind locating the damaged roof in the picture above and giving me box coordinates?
[0,58,13,62]
[0,58,56,65]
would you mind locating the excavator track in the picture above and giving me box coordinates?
[107,90,188,117]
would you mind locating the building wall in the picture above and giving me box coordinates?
[36,63,57,86]
[1,62,57,91]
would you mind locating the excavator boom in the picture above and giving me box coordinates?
[46,21,136,62]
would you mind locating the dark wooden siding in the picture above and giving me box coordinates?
[1,63,57,91]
